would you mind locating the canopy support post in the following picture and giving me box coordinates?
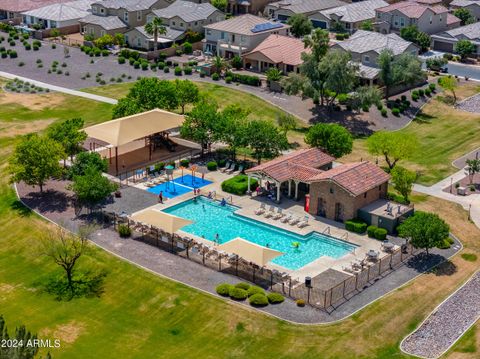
[115,146,119,176]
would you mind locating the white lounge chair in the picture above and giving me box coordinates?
[289,216,300,225]
[273,208,284,220]
[280,213,292,223]
[264,205,275,218]
[231,164,244,175]
[221,161,233,173]
[297,216,309,228]
[225,163,237,174]
[254,203,266,215]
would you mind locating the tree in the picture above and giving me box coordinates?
[211,0,227,12]
[70,165,118,209]
[40,226,91,295]
[113,78,179,118]
[144,17,167,51]
[0,315,39,359]
[454,8,475,26]
[69,151,108,178]
[391,166,416,203]
[215,104,249,160]
[287,14,313,38]
[180,98,218,156]
[397,211,450,255]
[438,75,458,104]
[246,120,288,164]
[378,49,395,100]
[47,118,87,162]
[175,79,199,114]
[266,67,282,82]
[366,131,419,170]
[360,20,373,31]
[114,32,125,46]
[349,85,382,111]
[400,25,430,51]
[212,55,228,74]
[465,159,480,184]
[455,39,475,60]
[94,33,115,48]
[415,31,431,52]
[9,134,64,192]
[304,123,353,158]
[231,55,242,70]
[50,28,60,41]
[277,113,296,136]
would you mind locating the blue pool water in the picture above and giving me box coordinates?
[147,175,213,198]
[163,197,357,270]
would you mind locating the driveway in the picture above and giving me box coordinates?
[419,51,480,80]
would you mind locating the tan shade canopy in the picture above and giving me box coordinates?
[84,109,185,147]
[131,209,192,233]
[218,238,284,267]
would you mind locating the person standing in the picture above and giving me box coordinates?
[158,191,163,204]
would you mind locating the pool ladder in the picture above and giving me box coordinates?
[322,226,331,234]
[227,195,233,204]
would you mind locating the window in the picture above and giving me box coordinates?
[100,30,106,37]
[92,6,97,14]
[206,29,211,35]
[50,20,57,28]
[378,185,382,191]
[100,8,105,14]
[429,15,432,24]
[439,14,442,22]
[194,21,198,26]
[180,22,184,27]
[364,55,370,63]
[220,31,225,39]
[124,12,128,22]
[172,21,176,26]
[137,38,141,47]
[137,11,142,21]
[364,193,367,198]
[330,188,334,194]
[240,35,246,43]
[400,17,404,27]
[89,28,94,35]
[345,22,350,29]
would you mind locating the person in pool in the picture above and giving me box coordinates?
[220,198,226,206]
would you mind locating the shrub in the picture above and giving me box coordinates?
[0,51,6,58]
[141,62,149,70]
[184,66,192,75]
[24,44,31,50]
[18,61,24,67]
[157,61,165,69]
[133,61,140,69]
[296,299,306,307]
[335,33,345,40]
[392,107,400,116]
[362,105,369,112]
[221,175,258,195]
[401,95,407,101]
[227,72,261,86]
[183,41,193,54]
[425,88,432,96]
[345,219,367,233]
[367,225,377,238]
[118,224,131,238]
[225,76,232,83]
[154,162,165,172]
[374,228,388,241]
[249,293,268,307]
[267,292,285,304]
[443,53,453,60]
[376,103,383,111]
[247,286,265,297]
[199,72,205,78]
[101,50,109,57]
[381,108,388,117]
[179,159,190,167]
[33,45,39,51]
[403,100,411,107]
[150,63,157,71]
[229,287,248,300]
[215,283,232,296]
[9,40,15,46]
[411,94,419,102]
[32,40,41,47]
[118,56,126,64]
[8,50,17,58]
[51,44,56,49]
[461,253,477,262]
[429,83,436,92]
[164,66,170,73]
[212,73,220,81]
[337,93,349,104]
[234,282,250,290]
[175,49,183,56]
[218,159,226,167]
[207,161,217,171]
[65,71,70,76]
[418,89,425,96]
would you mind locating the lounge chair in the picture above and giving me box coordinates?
[280,213,292,223]
[273,208,284,220]
[288,216,300,225]
[232,164,244,175]
[225,163,237,174]
[254,203,266,215]
[221,161,232,173]
[264,205,275,218]
[297,216,309,228]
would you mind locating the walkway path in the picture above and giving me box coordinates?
[401,271,480,358]
[0,71,118,104]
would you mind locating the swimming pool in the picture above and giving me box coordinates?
[163,197,357,270]
[147,174,213,199]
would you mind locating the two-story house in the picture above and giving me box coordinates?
[375,1,460,35]
[450,0,480,22]
[203,14,290,57]
[265,0,346,24]
[431,22,480,54]
[79,0,171,39]
[331,30,419,84]
[227,0,274,15]
[124,1,225,50]
[309,0,388,33]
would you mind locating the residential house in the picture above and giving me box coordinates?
[331,30,418,83]
[309,0,388,33]
[375,1,460,35]
[21,0,96,29]
[227,0,274,15]
[265,0,347,24]
[124,1,224,50]
[0,0,70,21]
[431,21,480,54]
[242,34,309,73]
[79,0,171,39]
[203,14,290,57]
[450,0,480,22]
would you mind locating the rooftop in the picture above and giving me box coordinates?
[319,0,388,23]
[204,14,290,36]
[432,21,480,41]
[450,0,479,6]
[360,199,412,219]
[0,0,71,13]
[133,25,185,41]
[79,13,127,30]
[22,0,96,21]
[376,1,448,18]
[244,34,309,66]
[93,0,160,11]
[268,0,347,14]
[333,30,414,55]
[152,1,220,23]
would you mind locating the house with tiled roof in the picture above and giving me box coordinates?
[450,0,480,23]
[265,0,347,24]
[431,21,480,54]
[242,34,310,73]
[226,0,274,16]
[0,0,71,21]
[375,1,460,35]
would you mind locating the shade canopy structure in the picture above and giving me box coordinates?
[84,109,185,147]
[131,209,192,233]
[218,238,284,267]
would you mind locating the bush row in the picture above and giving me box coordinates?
[215,282,285,306]
[345,219,367,234]
[366,225,388,240]
[225,71,260,86]
[221,175,258,195]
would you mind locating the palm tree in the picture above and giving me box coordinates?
[144,17,167,52]
[466,159,480,184]
[212,55,228,75]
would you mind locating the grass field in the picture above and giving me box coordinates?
[0,82,479,358]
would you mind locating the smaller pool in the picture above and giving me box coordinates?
[147,174,213,199]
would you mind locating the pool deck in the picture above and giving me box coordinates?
[133,168,391,279]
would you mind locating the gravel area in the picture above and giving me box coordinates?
[456,93,480,113]
[401,271,480,358]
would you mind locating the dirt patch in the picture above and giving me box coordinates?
[0,91,65,110]
[41,321,86,345]
[0,119,55,138]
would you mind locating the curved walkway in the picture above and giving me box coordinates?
[400,271,480,358]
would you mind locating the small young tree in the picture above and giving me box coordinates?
[246,120,288,164]
[397,211,450,255]
[277,113,296,136]
[378,49,395,100]
[69,151,108,178]
[454,8,475,26]
[360,20,373,31]
[212,55,228,75]
[231,55,243,70]
[438,75,458,104]
[287,14,313,38]
[94,34,115,48]
[47,118,87,162]
[211,0,227,11]
[114,32,125,46]
[367,131,419,170]
[415,31,431,52]
[465,158,480,184]
[144,17,167,51]
[9,134,64,192]
[70,166,118,209]
[50,28,60,42]
[183,41,193,54]
[349,85,382,111]
[304,123,353,158]
[455,39,476,60]
[174,79,199,114]
[391,166,416,203]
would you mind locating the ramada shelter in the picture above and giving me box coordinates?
[246,148,413,233]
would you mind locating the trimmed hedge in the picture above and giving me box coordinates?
[296,299,305,307]
[267,292,285,304]
[215,283,232,296]
[225,71,260,86]
[207,161,217,171]
[212,73,220,81]
[118,56,126,64]
[234,282,250,290]
[180,159,190,167]
[221,175,258,196]
[247,286,265,297]
[248,293,269,307]
[229,287,248,300]
[367,225,388,240]
[345,219,367,234]
[367,225,377,238]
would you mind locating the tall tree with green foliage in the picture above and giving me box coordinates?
[70,165,118,209]
[175,79,199,114]
[180,99,219,156]
[454,8,475,26]
[438,75,458,103]
[69,151,108,178]
[9,134,64,192]
[400,25,430,52]
[246,120,288,164]
[215,104,249,160]
[211,0,227,11]
[304,123,353,158]
[391,166,416,203]
[287,14,313,38]
[144,17,167,51]
[0,315,40,359]
[455,39,476,60]
[366,131,419,170]
[397,211,450,255]
[277,113,296,136]
[47,118,87,162]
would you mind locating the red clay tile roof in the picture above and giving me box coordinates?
[446,13,461,25]
[307,162,390,196]
[0,0,70,13]
[244,34,310,66]
[246,148,334,182]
